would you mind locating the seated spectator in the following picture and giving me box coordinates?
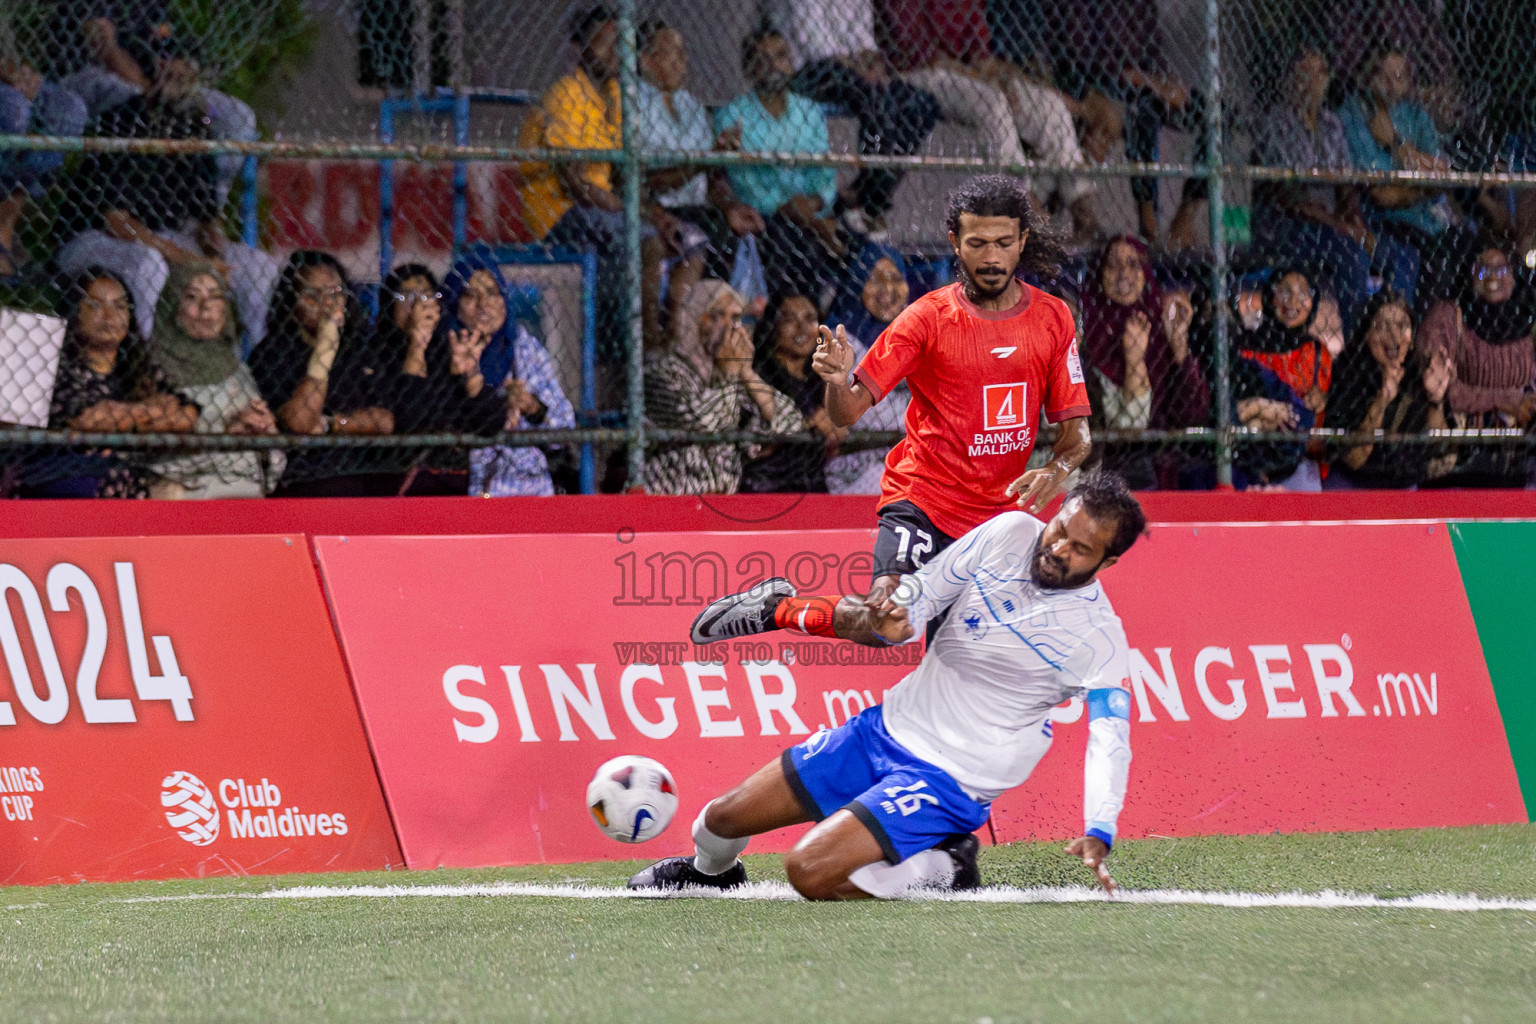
[0,58,87,278]
[518,6,679,361]
[1237,267,1334,418]
[1235,266,1334,490]
[58,35,278,343]
[635,18,752,331]
[249,251,397,497]
[1016,0,1205,247]
[1417,243,1536,485]
[1330,0,1457,108]
[1338,45,1459,304]
[1229,354,1314,490]
[365,264,514,495]
[1081,235,1210,488]
[443,251,576,496]
[715,28,847,300]
[742,294,839,493]
[30,268,196,497]
[824,243,911,494]
[1328,289,1456,488]
[1251,47,1418,331]
[876,0,1102,240]
[144,262,279,499]
[47,4,259,208]
[643,280,803,495]
[766,0,940,233]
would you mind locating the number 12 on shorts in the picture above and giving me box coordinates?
[881,780,940,817]
[891,526,933,568]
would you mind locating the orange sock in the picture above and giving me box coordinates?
[772,595,840,637]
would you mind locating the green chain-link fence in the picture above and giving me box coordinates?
[0,0,1533,497]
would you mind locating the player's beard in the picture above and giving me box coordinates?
[1029,542,1099,590]
[957,256,1018,304]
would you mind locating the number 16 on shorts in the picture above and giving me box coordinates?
[881,780,940,817]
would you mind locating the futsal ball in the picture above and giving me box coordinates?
[586,755,679,843]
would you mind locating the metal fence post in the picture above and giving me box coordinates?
[617,0,646,489]
[1205,0,1233,488]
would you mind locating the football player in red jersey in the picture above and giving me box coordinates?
[693,175,1094,646]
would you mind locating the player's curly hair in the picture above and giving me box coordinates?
[944,174,1067,277]
[1068,469,1146,558]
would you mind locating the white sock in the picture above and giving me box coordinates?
[847,849,956,899]
[691,802,749,875]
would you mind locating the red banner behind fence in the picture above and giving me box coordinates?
[315,523,1525,870]
[0,536,403,885]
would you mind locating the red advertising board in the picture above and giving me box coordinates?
[314,523,1526,870]
[0,536,403,886]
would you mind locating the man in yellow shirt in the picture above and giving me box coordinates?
[519,8,622,240]
[520,6,702,356]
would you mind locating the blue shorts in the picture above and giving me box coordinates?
[781,705,991,864]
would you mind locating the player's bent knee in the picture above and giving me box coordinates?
[783,847,847,901]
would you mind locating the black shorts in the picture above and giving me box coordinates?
[870,500,958,578]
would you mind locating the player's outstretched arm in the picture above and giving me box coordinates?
[814,325,875,427]
[1007,416,1091,514]
[1075,684,1132,894]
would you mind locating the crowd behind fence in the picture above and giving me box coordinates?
[0,0,1534,499]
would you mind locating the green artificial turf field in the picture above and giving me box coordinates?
[4,825,1535,1023]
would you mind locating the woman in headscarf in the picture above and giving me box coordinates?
[1081,235,1210,488]
[146,262,279,498]
[361,263,511,494]
[742,293,837,493]
[1235,264,1333,416]
[443,248,575,496]
[1328,289,1455,488]
[1418,243,1536,423]
[31,268,197,497]
[250,250,397,496]
[1417,242,1536,485]
[822,243,912,494]
[643,280,802,495]
[1233,264,1333,489]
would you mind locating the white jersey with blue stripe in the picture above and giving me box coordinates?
[880,510,1133,844]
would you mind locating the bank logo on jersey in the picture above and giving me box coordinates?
[1066,340,1085,384]
[983,382,1028,430]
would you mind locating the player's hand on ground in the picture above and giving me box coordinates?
[1006,462,1069,514]
[1065,835,1117,894]
[812,325,854,385]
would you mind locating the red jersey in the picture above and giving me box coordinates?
[854,282,1091,538]
[1240,342,1333,426]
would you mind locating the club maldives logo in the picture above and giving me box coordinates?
[161,771,220,846]
[160,772,350,845]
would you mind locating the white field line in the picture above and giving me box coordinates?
[115,881,1536,912]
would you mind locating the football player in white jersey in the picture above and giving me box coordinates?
[629,470,1144,899]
